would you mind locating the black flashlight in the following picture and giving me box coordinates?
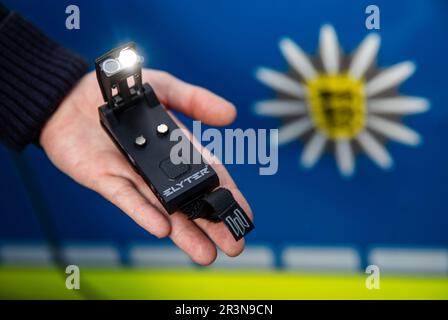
[95,43,254,241]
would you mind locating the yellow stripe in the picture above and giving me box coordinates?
[0,267,447,300]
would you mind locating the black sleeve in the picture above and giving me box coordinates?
[0,3,88,151]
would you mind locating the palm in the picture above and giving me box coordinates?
[40,69,252,265]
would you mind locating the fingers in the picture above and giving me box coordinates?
[174,117,254,222]
[194,185,254,258]
[169,212,218,266]
[193,140,254,257]
[96,175,171,239]
[98,151,228,264]
[97,171,217,265]
[143,70,237,126]
[107,162,222,265]
[194,218,245,257]
[168,115,254,257]
[190,140,253,257]
[132,174,223,265]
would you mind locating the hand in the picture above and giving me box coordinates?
[40,69,253,265]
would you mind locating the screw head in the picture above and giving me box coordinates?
[135,135,147,147]
[157,123,169,135]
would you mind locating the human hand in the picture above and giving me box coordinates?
[40,69,253,265]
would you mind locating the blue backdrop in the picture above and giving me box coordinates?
[1,0,447,254]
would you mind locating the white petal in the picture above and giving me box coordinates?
[335,139,355,177]
[254,100,308,117]
[301,132,327,168]
[357,130,393,169]
[368,96,429,114]
[274,118,313,146]
[256,67,305,98]
[320,25,340,74]
[348,33,380,79]
[365,61,416,97]
[367,115,421,146]
[279,38,317,80]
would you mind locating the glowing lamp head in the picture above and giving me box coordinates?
[118,48,138,68]
[100,46,142,77]
[96,42,144,105]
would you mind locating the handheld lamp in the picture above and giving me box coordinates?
[95,43,254,240]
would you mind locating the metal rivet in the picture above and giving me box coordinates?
[135,135,147,147]
[157,123,169,135]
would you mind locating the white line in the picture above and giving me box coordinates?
[301,132,327,168]
[348,33,380,79]
[369,248,448,274]
[211,246,274,269]
[129,246,192,268]
[357,130,393,169]
[320,24,340,74]
[274,118,313,146]
[256,67,305,99]
[279,37,317,80]
[254,100,308,117]
[368,96,429,115]
[367,115,421,146]
[63,245,120,267]
[282,246,360,272]
[0,244,52,266]
[365,61,415,97]
[335,139,355,177]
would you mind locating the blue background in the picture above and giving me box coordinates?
[1,0,447,256]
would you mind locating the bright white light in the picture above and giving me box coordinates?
[118,48,138,68]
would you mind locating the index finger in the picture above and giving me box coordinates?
[143,69,237,126]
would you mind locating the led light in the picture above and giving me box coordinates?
[102,58,121,76]
[118,48,138,68]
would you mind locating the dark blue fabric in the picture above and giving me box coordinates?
[0,4,87,150]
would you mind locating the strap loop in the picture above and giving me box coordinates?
[181,188,254,241]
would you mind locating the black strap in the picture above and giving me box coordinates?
[181,188,254,241]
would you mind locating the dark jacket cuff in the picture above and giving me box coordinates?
[0,9,88,151]
[0,3,8,21]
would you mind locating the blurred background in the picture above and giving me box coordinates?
[0,0,447,299]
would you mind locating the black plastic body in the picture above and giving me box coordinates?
[95,43,144,109]
[99,84,219,214]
